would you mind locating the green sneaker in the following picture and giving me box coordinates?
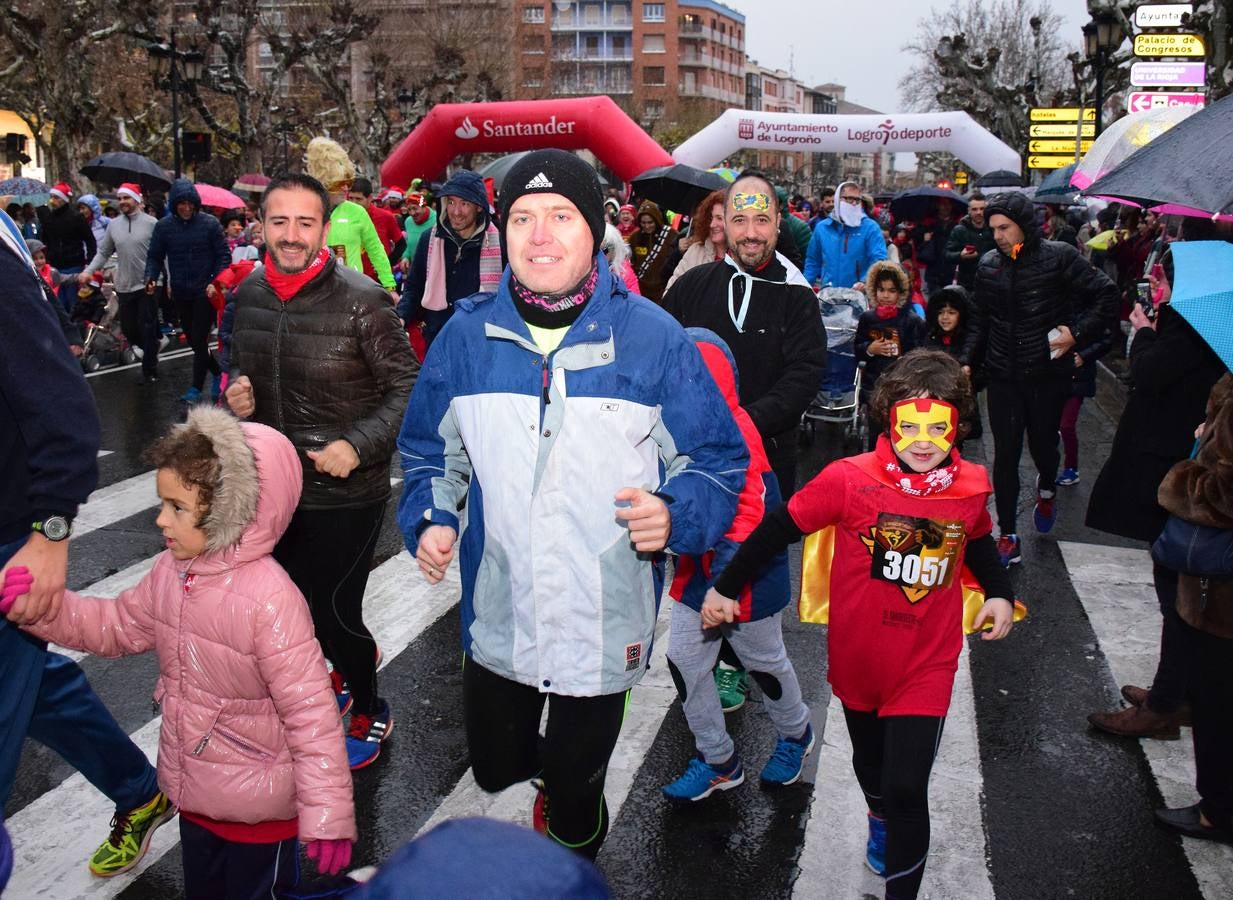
[88,791,176,877]
[715,665,750,713]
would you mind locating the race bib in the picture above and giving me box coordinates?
[863,513,965,602]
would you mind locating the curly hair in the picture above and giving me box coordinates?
[685,189,728,248]
[868,348,974,437]
[144,429,221,528]
[864,260,911,304]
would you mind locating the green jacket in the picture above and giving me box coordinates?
[327,200,395,290]
[401,209,438,264]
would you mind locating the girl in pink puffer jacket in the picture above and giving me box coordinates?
[10,406,355,897]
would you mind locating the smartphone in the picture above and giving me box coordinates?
[964,244,977,254]
[1136,281,1157,320]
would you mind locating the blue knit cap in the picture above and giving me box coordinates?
[438,170,490,213]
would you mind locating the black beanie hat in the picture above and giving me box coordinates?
[501,150,606,252]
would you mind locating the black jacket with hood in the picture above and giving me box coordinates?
[143,178,230,297]
[972,192,1118,382]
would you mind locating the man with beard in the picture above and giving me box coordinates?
[226,173,417,771]
[40,182,96,312]
[803,180,886,290]
[401,170,503,351]
[663,170,827,501]
[944,192,994,290]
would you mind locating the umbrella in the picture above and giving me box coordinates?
[478,152,609,192]
[1084,93,1233,215]
[889,186,967,222]
[0,176,49,205]
[708,166,741,183]
[1150,202,1233,224]
[631,163,728,216]
[81,151,171,192]
[1034,163,1080,204]
[232,173,270,194]
[194,184,246,210]
[975,169,1024,188]
[1072,106,1196,191]
[1168,240,1233,372]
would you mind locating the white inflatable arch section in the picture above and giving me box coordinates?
[672,109,1021,175]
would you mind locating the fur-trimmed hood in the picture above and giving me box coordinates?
[1158,373,1233,529]
[177,406,302,565]
[864,259,911,305]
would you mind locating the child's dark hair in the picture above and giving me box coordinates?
[926,285,969,332]
[144,430,220,527]
[868,348,974,436]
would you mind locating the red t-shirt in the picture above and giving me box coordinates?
[788,450,993,717]
[363,204,403,281]
[180,810,298,844]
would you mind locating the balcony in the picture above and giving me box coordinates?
[552,48,634,62]
[554,77,633,95]
[552,13,632,30]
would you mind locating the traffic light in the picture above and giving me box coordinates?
[181,131,211,164]
[4,133,30,165]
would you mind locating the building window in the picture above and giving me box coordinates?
[612,35,628,56]
[584,4,600,24]
[643,66,666,85]
[522,34,545,53]
[585,34,600,56]
[523,5,544,23]
[611,3,629,23]
[644,99,664,119]
[643,3,665,22]
[643,33,665,53]
[522,67,544,87]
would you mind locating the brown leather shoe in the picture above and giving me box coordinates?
[1087,705,1182,739]
[1118,685,1192,726]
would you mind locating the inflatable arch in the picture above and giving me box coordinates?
[381,96,674,188]
[672,109,1021,175]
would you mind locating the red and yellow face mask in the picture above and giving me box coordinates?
[890,398,959,454]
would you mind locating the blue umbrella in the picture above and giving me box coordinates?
[1034,163,1079,204]
[889,186,967,222]
[1168,240,1233,372]
[0,176,50,205]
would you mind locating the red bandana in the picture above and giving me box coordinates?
[875,304,898,320]
[873,434,962,497]
[264,248,329,302]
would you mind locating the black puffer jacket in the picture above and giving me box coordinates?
[972,192,1118,382]
[230,255,418,509]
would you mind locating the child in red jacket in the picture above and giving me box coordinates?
[661,329,813,803]
[705,349,1015,900]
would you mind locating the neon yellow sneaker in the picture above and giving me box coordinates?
[88,791,176,877]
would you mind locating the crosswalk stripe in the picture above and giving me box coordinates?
[1059,540,1233,899]
[792,640,995,898]
[6,547,460,900]
[72,471,158,538]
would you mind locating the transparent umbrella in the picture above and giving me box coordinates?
[1071,106,1197,191]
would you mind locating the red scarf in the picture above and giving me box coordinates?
[872,433,962,497]
[264,248,329,302]
[875,304,898,320]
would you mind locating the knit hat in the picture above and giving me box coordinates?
[116,183,143,204]
[49,182,72,203]
[24,238,45,255]
[500,149,605,252]
[439,170,490,213]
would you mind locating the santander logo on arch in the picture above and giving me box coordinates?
[455,117,480,140]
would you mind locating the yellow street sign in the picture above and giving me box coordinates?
[1030,123,1096,138]
[1030,108,1096,122]
[1028,139,1095,154]
[1028,155,1078,170]
[1133,33,1205,57]
[954,170,969,184]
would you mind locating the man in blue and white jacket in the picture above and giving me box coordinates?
[803,179,887,290]
[397,150,747,860]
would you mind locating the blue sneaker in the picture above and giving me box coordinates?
[210,374,222,401]
[866,811,887,875]
[1057,467,1080,486]
[760,724,815,787]
[180,386,202,404]
[662,755,745,803]
[997,534,1022,567]
[1034,491,1058,533]
[330,669,353,717]
[346,698,393,771]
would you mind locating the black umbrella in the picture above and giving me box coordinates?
[1085,92,1233,215]
[889,186,967,222]
[81,151,171,192]
[1034,162,1080,205]
[974,169,1024,188]
[631,164,728,216]
[479,152,609,193]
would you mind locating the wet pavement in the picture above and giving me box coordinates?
[6,353,1228,899]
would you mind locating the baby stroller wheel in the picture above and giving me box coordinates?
[121,347,138,365]
[83,354,102,372]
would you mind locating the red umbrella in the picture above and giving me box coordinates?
[232,173,271,194]
[195,183,247,210]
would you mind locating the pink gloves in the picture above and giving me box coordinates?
[305,838,353,875]
[0,566,32,615]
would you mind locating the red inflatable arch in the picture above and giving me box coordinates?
[381,96,673,188]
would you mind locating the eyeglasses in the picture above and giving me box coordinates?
[840,195,862,204]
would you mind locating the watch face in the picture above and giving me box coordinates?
[42,517,70,541]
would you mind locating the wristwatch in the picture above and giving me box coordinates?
[32,515,72,542]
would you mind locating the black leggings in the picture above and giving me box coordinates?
[273,502,384,713]
[986,378,1070,534]
[844,706,946,900]
[463,658,627,860]
[175,292,220,390]
[117,290,161,376]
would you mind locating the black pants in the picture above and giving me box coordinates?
[1191,624,1233,830]
[175,292,220,391]
[987,378,1070,534]
[844,707,946,900]
[273,502,385,714]
[180,817,299,900]
[117,289,161,376]
[463,658,627,861]
[1147,563,1198,715]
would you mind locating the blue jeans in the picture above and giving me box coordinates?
[56,267,83,314]
[0,537,159,812]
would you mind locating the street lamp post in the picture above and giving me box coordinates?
[147,30,205,179]
[1083,11,1121,136]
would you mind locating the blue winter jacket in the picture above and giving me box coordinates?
[144,178,229,297]
[803,215,888,289]
[397,259,748,696]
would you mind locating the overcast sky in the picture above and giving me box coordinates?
[738,0,1091,113]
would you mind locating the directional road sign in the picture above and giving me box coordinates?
[1134,4,1193,28]
[1028,139,1095,154]
[1030,108,1096,122]
[1028,155,1077,170]
[1127,91,1207,113]
[1029,123,1096,138]
[1133,33,1205,57]
[1130,61,1206,87]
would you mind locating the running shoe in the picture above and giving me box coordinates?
[866,811,887,876]
[180,386,202,404]
[715,665,750,713]
[330,669,353,717]
[532,779,550,834]
[88,791,176,877]
[1057,467,1080,486]
[662,755,745,803]
[760,724,815,787]
[1034,476,1058,533]
[346,698,393,770]
[997,534,1022,568]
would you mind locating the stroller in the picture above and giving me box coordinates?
[71,282,135,372]
[800,287,869,452]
